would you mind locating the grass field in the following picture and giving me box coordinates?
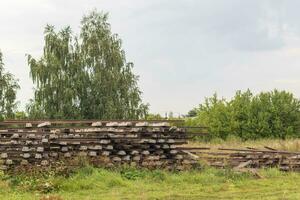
[0,165,300,200]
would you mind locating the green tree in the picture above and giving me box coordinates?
[0,50,19,120]
[27,25,80,119]
[188,90,300,140]
[250,90,300,139]
[190,93,231,139]
[27,10,148,119]
[186,108,197,117]
[228,90,253,139]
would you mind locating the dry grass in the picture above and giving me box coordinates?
[188,138,300,152]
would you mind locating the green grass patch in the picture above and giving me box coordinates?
[0,166,299,199]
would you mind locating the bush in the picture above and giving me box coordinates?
[187,89,300,140]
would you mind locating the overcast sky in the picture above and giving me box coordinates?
[1,0,300,116]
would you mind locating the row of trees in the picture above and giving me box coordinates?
[186,90,300,140]
[0,10,148,120]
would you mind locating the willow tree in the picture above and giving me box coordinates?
[27,10,148,119]
[0,50,19,120]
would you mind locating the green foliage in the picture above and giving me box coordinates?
[120,167,147,180]
[14,111,27,120]
[27,10,148,120]
[119,167,166,181]
[187,108,197,117]
[0,50,19,120]
[188,89,300,140]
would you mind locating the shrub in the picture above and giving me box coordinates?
[187,89,300,140]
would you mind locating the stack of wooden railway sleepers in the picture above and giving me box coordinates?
[0,120,198,170]
[191,147,300,171]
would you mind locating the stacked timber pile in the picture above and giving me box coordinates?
[193,147,300,171]
[0,120,197,170]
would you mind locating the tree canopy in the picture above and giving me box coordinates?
[27,10,148,119]
[0,50,19,120]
